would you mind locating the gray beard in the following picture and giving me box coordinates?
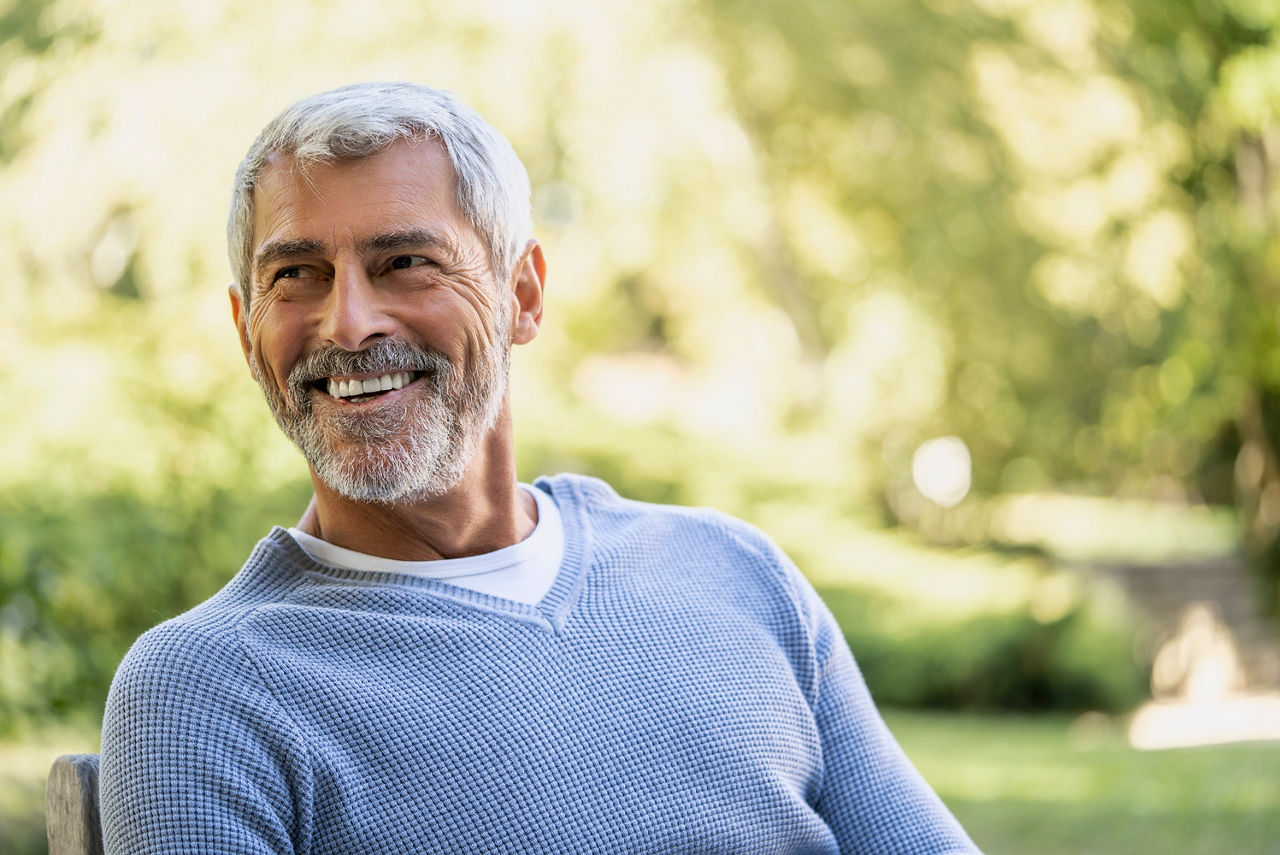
[253,333,509,504]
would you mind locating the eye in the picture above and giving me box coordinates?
[267,265,327,299]
[388,255,431,271]
[273,266,309,281]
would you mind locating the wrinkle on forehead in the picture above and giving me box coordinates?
[250,140,491,271]
[256,138,459,214]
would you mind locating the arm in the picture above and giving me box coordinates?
[800,581,982,854]
[100,622,312,855]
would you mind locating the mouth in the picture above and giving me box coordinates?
[315,370,422,404]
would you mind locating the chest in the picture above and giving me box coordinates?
[243,587,829,852]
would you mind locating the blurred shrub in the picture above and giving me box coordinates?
[0,479,310,734]
[819,583,1147,713]
[0,479,1146,733]
[0,469,1148,735]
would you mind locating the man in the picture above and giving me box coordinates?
[100,82,980,854]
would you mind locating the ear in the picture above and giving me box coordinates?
[228,284,254,367]
[509,239,546,346]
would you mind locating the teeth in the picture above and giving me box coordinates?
[326,371,414,399]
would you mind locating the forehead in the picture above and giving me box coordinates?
[251,138,473,255]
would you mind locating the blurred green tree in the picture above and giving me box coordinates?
[3,0,1276,729]
[691,0,1280,606]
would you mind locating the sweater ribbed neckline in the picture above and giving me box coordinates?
[253,476,592,634]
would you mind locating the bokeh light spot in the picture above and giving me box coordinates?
[912,436,973,507]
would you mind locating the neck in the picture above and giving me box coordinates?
[295,410,536,561]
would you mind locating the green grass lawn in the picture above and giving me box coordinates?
[885,709,1280,855]
[2,711,1277,854]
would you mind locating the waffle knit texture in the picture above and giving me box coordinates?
[101,474,981,854]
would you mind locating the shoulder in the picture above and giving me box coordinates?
[110,606,259,706]
[100,532,315,854]
[538,472,816,615]
[105,528,310,726]
[540,474,832,696]
[538,473,781,555]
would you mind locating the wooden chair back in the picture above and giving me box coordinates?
[46,753,104,855]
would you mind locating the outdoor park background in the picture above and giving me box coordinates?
[2,0,1280,851]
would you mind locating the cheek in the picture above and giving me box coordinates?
[246,310,304,389]
[404,301,480,360]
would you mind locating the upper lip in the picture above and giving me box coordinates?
[326,370,403,383]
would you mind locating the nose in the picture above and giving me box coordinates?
[318,265,397,351]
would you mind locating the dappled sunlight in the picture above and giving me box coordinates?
[1126,604,1280,750]
[1151,604,1245,701]
[989,493,1237,564]
[824,290,949,436]
[1123,209,1193,309]
[572,352,688,426]
[1124,603,1280,750]
[1129,693,1280,750]
[970,45,1140,177]
[763,502,1046,620]
[1031,253,1112,317]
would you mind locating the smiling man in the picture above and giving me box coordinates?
[99,83,981,854]
[231,135,539,558]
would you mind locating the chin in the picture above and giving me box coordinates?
[309,440,473,505]
[258,352,506,506]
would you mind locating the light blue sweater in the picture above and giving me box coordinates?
[101,475,980,854]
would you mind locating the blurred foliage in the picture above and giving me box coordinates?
[820,584,1145,712]
[0,481,310,727]
[3,0,1280,732]
[761,498,1146,712]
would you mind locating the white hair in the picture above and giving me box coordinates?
[227,82,533,309]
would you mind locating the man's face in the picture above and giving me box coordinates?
[234,139,513,502]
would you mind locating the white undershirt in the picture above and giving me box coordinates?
[287,484,564,605]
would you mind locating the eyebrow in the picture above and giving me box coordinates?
[252,229,460,279]
[252,238,327,279]
[361,228,459,257]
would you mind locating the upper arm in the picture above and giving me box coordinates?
[807,618,981,854]
[100,623,312,855]
[756,538,981,854]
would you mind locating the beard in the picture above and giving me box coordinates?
[252,319,510,504]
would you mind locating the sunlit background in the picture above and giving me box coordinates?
[3,0,1280,852]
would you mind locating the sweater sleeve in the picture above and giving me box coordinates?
[100,620,313,855]
[788,567,982,854]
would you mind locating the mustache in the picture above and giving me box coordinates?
[286,339,453,397]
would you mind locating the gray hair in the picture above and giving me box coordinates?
[227,82,533,310]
